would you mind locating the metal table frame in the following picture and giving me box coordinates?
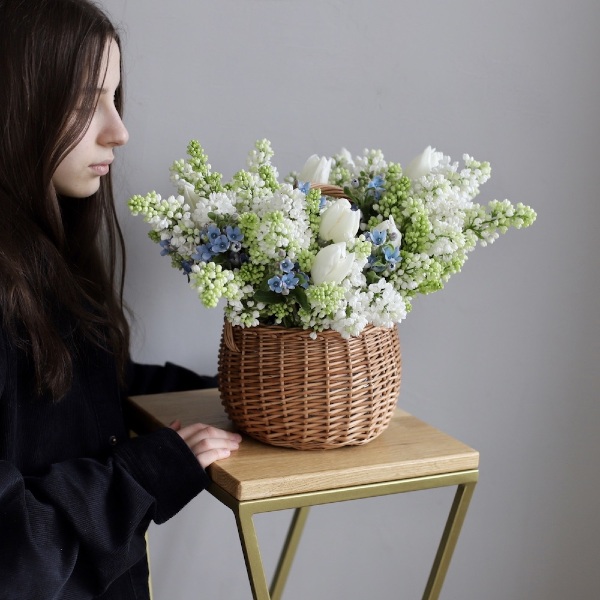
[126,390,479,600]
[209,469,478,600]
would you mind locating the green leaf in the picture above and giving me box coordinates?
[254,290,285,305]
[343,186,359,204]
[366,270,381,285]
[290,287,310,312]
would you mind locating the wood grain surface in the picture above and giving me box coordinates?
[127,389,479,501]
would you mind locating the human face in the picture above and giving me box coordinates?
[52,39,129,198]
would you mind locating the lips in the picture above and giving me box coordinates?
[89,159,113,176]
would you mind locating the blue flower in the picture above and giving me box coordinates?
[192,243,213,262]
[280,258,295,273]
[159,239,172,256]
[370,229,387,245]
[180,260,192,274]
[207,224,221,243]
[297,181,311,195]
[383,245,401,264]
[282,272,299,291]
[367,175,385,199]
[211,234,230,253]
[367,254,387,272]
[268,275,283,293]
[226,225,244,242]
[370,174,385,188]
[230,241,242,253]
[268,271,299,295]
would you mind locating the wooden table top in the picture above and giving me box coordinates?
[127,389,479,502]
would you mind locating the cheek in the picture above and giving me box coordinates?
[51,142,98,198]
[55,134,92,177]
[52,155,75,192]
[54,148,79,176]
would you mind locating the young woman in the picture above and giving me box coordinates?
[0,1,241,598]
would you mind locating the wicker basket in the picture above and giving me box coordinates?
[218,322,402,450]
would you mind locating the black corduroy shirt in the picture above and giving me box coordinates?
[0,330,212,599]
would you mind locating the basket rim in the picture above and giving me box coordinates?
[222,320,398,351]
[224,321,397,335]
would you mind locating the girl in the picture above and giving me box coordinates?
[0,0,241,598]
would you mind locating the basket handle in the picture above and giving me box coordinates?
[309,183,349,199]
[223,320,240,353]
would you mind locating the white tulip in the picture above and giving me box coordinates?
[298,154,332,184]
[179,180,200,204]
[319,198,361,243]
[312,242,355,285]
[373,215,402,248]
[403,146,444,180]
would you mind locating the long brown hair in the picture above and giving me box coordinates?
[0,0,130,399]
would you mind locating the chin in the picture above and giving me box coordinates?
[56,183,101,199]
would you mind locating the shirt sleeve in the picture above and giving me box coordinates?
[0,427,210,599]
[126,360,218,396]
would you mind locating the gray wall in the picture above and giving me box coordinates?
[102,1,600,598]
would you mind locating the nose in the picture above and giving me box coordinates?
[109,113,129,147]
[100,107,129,148]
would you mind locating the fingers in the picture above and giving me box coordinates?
[178,422,242,446]
[178,421,240,439]
[169,419,182,431]
[175,422,242,469]
[197,447,235,469]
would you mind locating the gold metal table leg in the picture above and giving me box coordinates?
[233,505,311,600]
[422,482,477,600]
[270,507,310,600]
[234,504,272,600]
[211,471,477,600]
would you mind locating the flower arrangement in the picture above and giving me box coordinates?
[128,141,536,338]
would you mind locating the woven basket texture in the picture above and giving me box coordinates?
[218,323,402,450]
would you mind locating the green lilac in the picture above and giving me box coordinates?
[128,139,536,337]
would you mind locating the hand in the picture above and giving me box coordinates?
[169,420,242,469]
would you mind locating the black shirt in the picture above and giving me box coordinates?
[0,329,214,599]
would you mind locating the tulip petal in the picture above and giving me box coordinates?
[312,242,355,285]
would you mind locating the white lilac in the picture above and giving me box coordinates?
[128,140,536,335]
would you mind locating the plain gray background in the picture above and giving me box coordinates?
[101,1,599,598]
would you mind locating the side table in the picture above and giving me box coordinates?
[127,389,479,600]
